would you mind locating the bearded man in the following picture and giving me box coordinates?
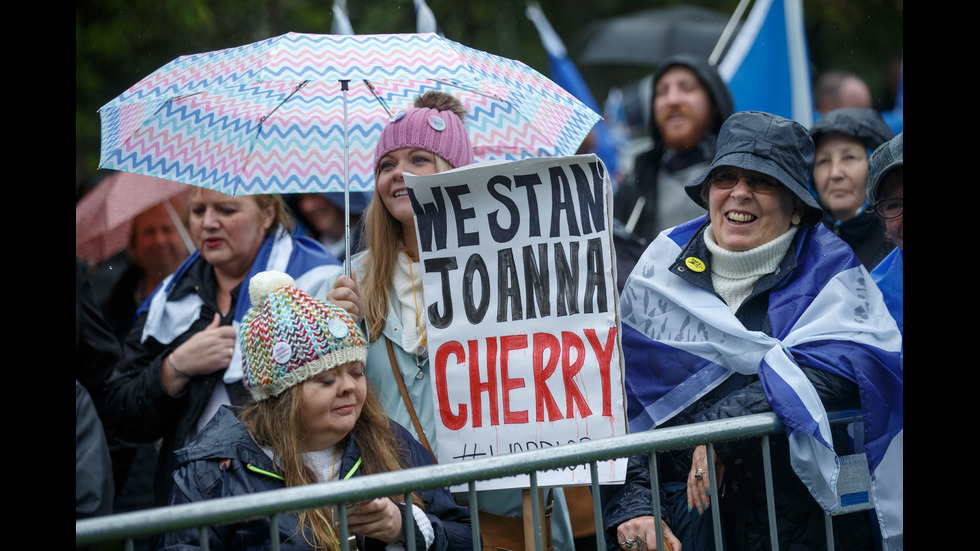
[614,55,734,245]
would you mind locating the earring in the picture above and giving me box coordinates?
[791,214,802,226]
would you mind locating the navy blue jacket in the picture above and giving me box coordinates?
[159,406,473,550]
[602,223,866,551]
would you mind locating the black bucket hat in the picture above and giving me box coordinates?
[809,107,894,151]
[867,132,903,203]
[685,111,823,226]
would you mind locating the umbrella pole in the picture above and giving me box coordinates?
[341,79,352,278]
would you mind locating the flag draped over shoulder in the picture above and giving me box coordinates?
[871,247,903,342]
[620,218,903,550]
[719,0,813,126]
[139,228,342,383]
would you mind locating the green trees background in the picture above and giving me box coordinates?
[75,0,902,197]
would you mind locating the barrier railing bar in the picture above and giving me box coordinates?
[590,460,606,551]
[649,450,664,551]
[77,411,863,547]
[530,471,542,550]
[468,481,481,550]
[337,503,351,549]
[270,513,280,551]
[405,492,416,551]
[706,441,722,551]
[761,434,779,551]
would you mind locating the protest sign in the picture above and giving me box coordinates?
[405,154,627,490]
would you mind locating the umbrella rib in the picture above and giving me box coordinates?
[236,80,309,195]
[362,80,394,117]
[260,80,309,123]
[433,80,505,103]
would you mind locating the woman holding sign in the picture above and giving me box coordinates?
[324,91,575,551]
[160,270,472,550]
[603,112,902,551]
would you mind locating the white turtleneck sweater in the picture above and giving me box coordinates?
[703,226,798,313]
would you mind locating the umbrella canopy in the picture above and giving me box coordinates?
[578,5,737,67]
[76,171,193,263]
[97,32,601,197]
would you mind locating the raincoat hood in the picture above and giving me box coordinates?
[649,54,734,144]
[807,107,894,211]
[809,107,894,152]
[867,132,903,203]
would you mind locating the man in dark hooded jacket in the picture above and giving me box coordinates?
[613,55,734,247]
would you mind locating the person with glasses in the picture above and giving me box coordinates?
[808,107,895,269]
[603,112,903,551]
[868,132,903,342]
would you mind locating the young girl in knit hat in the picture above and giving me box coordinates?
[160,270,472,550]
[323,90,575,550]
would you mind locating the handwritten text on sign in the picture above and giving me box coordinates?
[405,155,627,489]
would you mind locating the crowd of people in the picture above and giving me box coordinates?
[78,55,903,551]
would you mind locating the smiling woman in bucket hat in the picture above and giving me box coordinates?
[604,111,903,551]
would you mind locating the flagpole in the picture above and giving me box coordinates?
[710,0,753,65]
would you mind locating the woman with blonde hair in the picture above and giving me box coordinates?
[161,270,472,550]
[324,90,575,550]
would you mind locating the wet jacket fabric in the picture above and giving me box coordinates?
[613,55,734,245]
[103,232,341,506]
[159,406,473,550]
[602,221,872,551]
[824,209,893,270]
[76,380,115,519]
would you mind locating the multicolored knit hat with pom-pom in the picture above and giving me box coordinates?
[239,271,367,401]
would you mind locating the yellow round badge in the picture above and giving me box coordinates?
[685,257,706,272]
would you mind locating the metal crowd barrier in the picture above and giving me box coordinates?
[76,410,867,551]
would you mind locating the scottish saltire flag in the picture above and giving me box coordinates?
[621,219,903,550]
[872,247,903,342]
[719,0,814,126]
[331,0,354,35]
[140,228,342,383]
[526,2,621,177]
[415,0,441,35]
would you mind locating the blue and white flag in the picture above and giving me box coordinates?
[331,0,355,35]
[526,2,620,178]
[621,219,903,550]
[415,0,441,35]
[140,228,342,383]
[719,0,814,126]
[872,247,903,342]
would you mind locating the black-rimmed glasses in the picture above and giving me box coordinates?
[869,198,903,219]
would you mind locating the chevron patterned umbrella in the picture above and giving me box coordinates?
[97,32,601,197]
